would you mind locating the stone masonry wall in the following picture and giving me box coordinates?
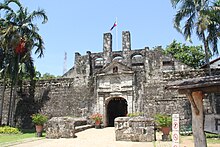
[0,77,94,128]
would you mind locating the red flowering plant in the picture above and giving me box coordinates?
[90,113,102,124]
[15,38,26,54]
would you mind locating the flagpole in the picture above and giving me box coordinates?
[115,17,118,50]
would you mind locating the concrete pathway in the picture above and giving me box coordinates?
[11,127,172,147]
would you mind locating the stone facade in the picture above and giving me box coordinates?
[62,31,218,127]
[0,31,219,129]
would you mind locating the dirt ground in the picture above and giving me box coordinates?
[9,127,220,147]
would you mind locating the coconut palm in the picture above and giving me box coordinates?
[171,0,219,75]
[0,0,48,126]
[206,0,220,49]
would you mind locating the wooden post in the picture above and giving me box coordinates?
[187,91,207,147]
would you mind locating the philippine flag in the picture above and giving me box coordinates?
[110,21,117,31]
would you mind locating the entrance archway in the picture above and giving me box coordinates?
[106,97,127,127]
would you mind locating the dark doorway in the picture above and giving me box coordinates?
[107,98,127,127]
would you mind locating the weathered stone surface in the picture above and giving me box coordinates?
[45,117,87,139]
[115,117,154,142]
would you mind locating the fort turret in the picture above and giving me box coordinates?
[122,31,131,65]
[103,33,112,65]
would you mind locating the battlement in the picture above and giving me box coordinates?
[63,31,191,79]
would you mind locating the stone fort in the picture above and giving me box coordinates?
[1,31,219,128]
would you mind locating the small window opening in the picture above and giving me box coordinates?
[163,61,173,66]
[113,66,118,73]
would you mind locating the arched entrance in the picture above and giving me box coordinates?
[106,97,127,127]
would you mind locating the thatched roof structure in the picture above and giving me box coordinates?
[166,75,220,94]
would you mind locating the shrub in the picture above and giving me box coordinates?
[31,113,48,125]
[154,113,172,128]
[0,126,21,134]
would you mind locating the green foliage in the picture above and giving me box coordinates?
[154,113,172,128]
[164,40,205,68]
[40,73,56,80]
[0,126,21,134]
[206,133,220,138]
[127,112,143,117]
[31,114,48,125]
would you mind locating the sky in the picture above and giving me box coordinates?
[2,0,218,76]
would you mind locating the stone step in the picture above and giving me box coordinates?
[75,125,93,133]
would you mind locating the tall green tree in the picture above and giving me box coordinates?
[0,0,48,126]
[171,0,219,75]
[165,40,205,68]
[205,0,220,57]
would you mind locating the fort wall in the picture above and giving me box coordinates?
[0,31,219,128]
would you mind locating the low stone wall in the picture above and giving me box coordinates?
[45,117,88,139]
[115,117,155,142]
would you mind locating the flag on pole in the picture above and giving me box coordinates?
[110,21,117,31]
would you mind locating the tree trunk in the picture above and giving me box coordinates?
[188,91,207,147]
[7,82,13,126]
[10,55,20,127]
[202,33,211,76]
[10,83,18,127]
[202,33,216,116]
[0,77,6,125]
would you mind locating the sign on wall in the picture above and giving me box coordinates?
[172,114,179,147]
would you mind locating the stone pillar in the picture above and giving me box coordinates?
[103,33,112,65]
[122,31,131,66]
[86,51,92,76]
[74,52,81,67]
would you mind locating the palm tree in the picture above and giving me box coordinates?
[206,0,220,49]
[171,0,219,76]
[0,0,48,126]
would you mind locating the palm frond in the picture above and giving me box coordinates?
[183,12,196,42]
[170,0,181,8]
[207,23,219,55]
[0,4,13,12]
[27,9,48,24]
[4,0,22,9]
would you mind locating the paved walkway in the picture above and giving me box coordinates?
[11,127,172,147]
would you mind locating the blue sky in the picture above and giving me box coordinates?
[4,0,212,76]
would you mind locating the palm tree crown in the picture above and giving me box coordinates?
[171,0,219,73]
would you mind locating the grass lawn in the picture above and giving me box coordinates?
[207,138,220,144]
[180,133,220,146]
[0,131,45,146]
